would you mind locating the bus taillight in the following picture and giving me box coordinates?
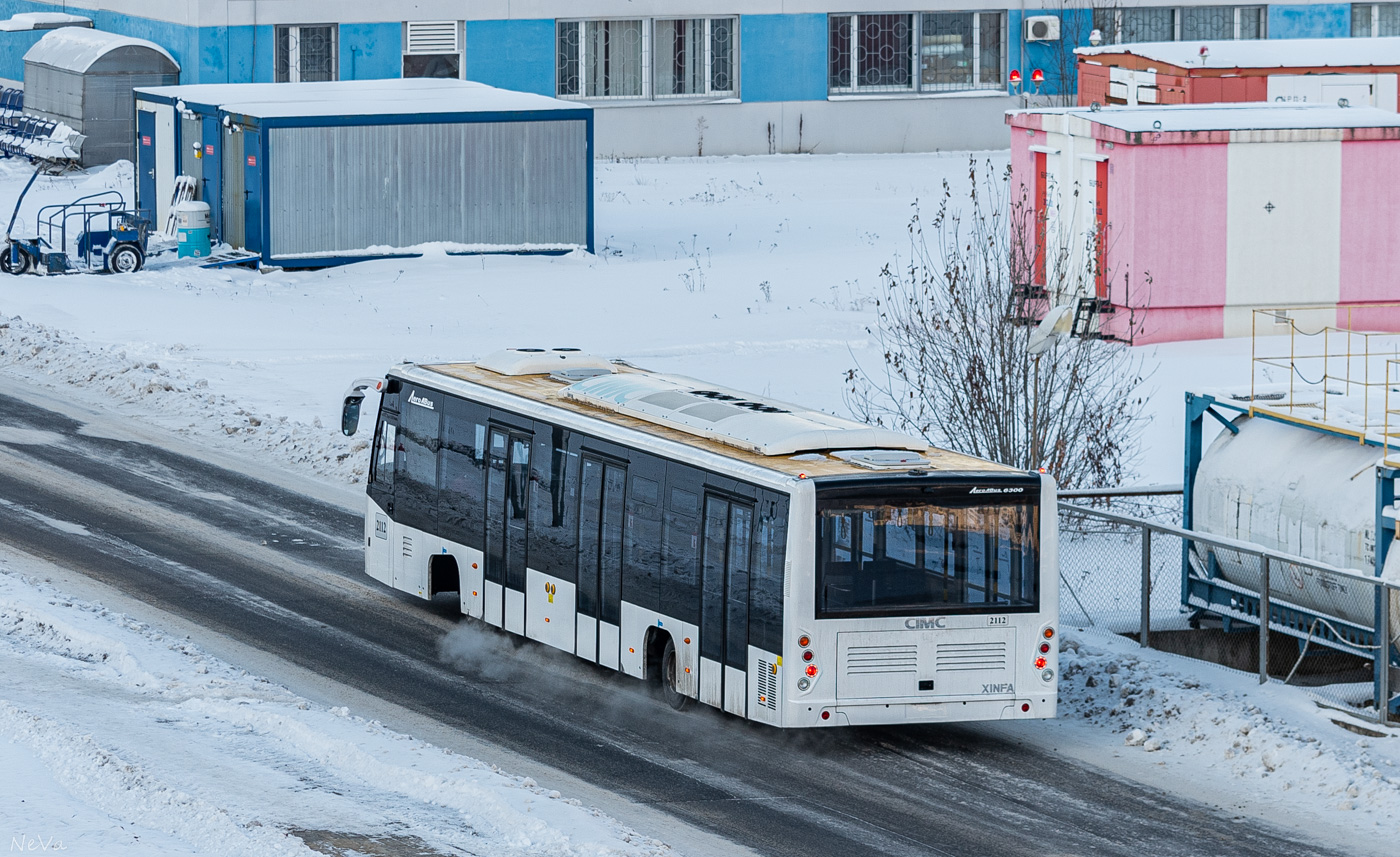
[1042,627,1055,640]
[805,664,818,677]
[801,650,814,662]
[1039,642,1051,654]
[798,635,810,647]
[1034,656,1048,670]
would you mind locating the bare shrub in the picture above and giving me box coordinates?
[846,158,1148,488]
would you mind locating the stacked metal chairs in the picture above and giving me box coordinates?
[0,88,22,124]
[0,88,83,171]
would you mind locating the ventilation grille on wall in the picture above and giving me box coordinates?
[406,20,459,54]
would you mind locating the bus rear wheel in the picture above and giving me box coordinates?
[660,637,691,711]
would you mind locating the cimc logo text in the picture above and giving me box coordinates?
[904,617,947,630]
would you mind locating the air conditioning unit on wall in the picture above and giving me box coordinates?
[1025,16,1062,42]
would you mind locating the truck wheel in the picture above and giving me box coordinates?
[106,243,144,274]
[0,245,32,275]
[660,637,692,711]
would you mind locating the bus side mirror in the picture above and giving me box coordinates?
[340,377,382,437]
[341,393,363,436]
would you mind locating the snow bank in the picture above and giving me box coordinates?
[0,563,671,856]
[0,314,366,483]
[1059,629,1400,825]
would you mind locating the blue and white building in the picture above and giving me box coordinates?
[0,1,1391,155]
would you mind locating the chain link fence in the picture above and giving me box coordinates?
[1059,500,1399,725]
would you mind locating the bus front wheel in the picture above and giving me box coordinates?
[660,637,692,711]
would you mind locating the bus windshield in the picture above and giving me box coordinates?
[816,486,1039,619]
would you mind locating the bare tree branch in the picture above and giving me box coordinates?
[846,157,1149,489]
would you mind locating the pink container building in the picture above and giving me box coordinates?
[1007,102,1400,344]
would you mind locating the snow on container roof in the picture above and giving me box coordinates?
[1009,102,1400,133]
[0,12,92,32]
[135,78,583,119]
[23,26,177,73]
[1076,36,1400,70]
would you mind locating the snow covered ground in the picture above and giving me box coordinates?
[0,152,1396,855]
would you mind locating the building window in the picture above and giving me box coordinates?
[557,20,647,98]
[1092,6,1265,43]
[276,24,337,82]
[829,12,1004,95]
[1353,4,1400,36]
[830,13,914,92]
[557,17,736,100]
[653,18,736,97]
[404,20,462,78]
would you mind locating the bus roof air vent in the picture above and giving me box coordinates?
[831,449,933,470]
[549,368,612,383]
[476,347,616,377]
[558,372,927,457]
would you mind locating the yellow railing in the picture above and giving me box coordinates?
[1386,359,1400,468]
[1249,305,1400,449]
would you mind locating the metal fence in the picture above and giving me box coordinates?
[1059,501,1399,725]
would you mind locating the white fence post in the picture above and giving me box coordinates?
[1140,524,1151,649]
[1258,555,1270,685]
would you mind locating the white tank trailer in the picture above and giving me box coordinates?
[1192,415,1400,632]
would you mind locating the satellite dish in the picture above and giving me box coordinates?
[1028,304,1075,354]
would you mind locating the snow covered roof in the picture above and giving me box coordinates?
[23,27,177,73]
[0,12,92,32]
[1076,36,1400,70]
[557,371,927,457]
[135,79,585,119]
[1010,102,1400,133]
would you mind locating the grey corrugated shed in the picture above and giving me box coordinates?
[24,28,179,167]
[135,79,594,267]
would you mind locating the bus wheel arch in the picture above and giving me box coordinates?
[428,553,460,597]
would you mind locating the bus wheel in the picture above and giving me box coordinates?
[660,637,691,711]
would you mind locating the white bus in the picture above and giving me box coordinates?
[342,349,1058,727]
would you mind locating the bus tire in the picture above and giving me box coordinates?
[660,637,691,711]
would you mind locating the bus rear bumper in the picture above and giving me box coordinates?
[791,697,1057,727]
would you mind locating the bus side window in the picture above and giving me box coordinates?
[373,421,397,487]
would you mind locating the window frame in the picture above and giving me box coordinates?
[556,15,740,102]
[275,23,339,83]
[827,11,1007,97]
[1093,6,1267,44]
[1353,3,1400,37]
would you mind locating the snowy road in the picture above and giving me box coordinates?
[0,384,1350,856]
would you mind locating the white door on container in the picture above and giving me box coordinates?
[1321,82,1375,108]
[1225,141,1341,320]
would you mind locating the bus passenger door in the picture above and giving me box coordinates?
[485,427,531,633]
[365,413,399,587]
[577,456,626,669]
[701,495,753,717]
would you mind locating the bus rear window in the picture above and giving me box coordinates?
[816,494,1038,618]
